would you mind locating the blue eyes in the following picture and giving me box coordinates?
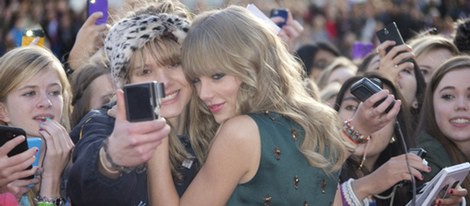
[191,73,226,84]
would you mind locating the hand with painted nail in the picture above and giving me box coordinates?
[353,153,430,200]
[0,136,39,193]
[434,186,467,206]
[348,89,402,137]
[38,118,74,197]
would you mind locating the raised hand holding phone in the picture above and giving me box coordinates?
[347,77,401,137]
[270,8,288,28]
[87,0,108,25]
[350,77,396,113]
[376,22,406,53]
[375,22,415,72]
[67,10,108,73]
[103,90,170,173]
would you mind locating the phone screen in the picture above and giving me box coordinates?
[87,0,108,25]
[123,82,160,122]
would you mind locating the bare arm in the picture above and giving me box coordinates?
[148,115,260,206]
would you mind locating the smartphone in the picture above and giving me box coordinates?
[87,0,108,25]
[21,28,45,47]
[123,81,165,122]
[0,125,34,179]
[350,77,395,113]
[27,137,42,167]
[376,22,406,53]
[270,8,288,28]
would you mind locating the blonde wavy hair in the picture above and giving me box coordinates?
[182,5,351,172]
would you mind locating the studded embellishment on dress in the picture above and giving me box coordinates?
[291,129,297,141]
[294,176,299,190]
[263,195,272,206]
[321,177,327,193]
[274,147,281,160]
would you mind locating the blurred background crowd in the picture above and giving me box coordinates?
[1,0,470,59]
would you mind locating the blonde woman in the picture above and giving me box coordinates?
[148,5,400,205]
[0,46,73,205]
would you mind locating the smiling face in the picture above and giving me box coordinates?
[433,68,470,145]
[129,45,192,121]
[0,69,64,137]
[192,73,242,124]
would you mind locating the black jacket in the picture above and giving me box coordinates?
[67,103,198,206]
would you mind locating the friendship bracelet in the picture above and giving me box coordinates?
[340,179,364,206]
[102,138,135,173]
[99,146,121,175]
[35,196,66,206]
[343,120,370,144]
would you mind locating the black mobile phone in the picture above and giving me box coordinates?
[123,81,164,122]
[0,125,34,179]
[270,8,288,28]
[376,22,415,65]
[87,0,108,25]
[376,22,406,53]
[350,77,395,113]
[409,147,427,159]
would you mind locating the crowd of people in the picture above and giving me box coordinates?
[0,0,469,206]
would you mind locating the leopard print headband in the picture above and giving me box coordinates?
[104,13,189,87]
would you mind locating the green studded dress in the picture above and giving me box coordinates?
[226,112,339,206]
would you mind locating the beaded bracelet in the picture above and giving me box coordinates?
[342,120,370,144]
[35,196,66,206]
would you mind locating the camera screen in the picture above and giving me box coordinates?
[124,84,156,122]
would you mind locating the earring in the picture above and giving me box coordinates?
[390,136,396,144]
[412,101,419,109]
